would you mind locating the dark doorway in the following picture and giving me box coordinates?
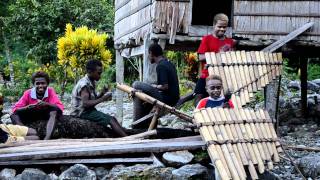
[191,0,233,26]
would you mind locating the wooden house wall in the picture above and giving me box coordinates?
[233,0,320,42]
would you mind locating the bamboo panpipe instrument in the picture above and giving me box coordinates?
[205,51,283,106]
[201,109,242,180]
[193,109,230,180]
[116,83,193,123]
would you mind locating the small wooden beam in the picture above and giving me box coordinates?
[131,112,155,127]
[116,50,124,124]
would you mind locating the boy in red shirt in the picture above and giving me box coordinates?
[195,13,235,105]
[176,13,235,108]
[196,75,234,109]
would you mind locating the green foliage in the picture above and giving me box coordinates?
[308,63,320,80]
[5,0,114,64]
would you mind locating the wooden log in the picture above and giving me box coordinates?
[284,145,320,152]
[116,83,193,122]
[226,109,259,180]
[200,109,240,180]
[193,110,230,180]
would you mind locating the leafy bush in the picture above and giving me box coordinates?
[308,64,320,80]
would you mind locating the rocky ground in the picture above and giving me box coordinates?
[1,78,320,179]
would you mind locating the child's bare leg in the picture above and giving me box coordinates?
[44,111,57,140]
[25,136,40,140]
[26,127,39,140]
[109,117,127,137]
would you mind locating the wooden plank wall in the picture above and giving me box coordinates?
[114,0,153,46]
[233,0,320,42]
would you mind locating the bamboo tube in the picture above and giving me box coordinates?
[230,52,242,93]
[259,51,269,85]
[216,53,229,95]
[263,52,273,83]
[221,53,234,94]
[215,108,247,179]
[255,51,266,87]
[227,109,259,180]
[116,84,193,122]
[253,109,280,163]
[200,109,236,179]
[272,53,279,76]
[268,53,277,80]
[236,51,250,104]
[210,52,220,77]
[240,51,254,98]
[250,52,262,90]
[193,110,230,180]
[231,51,246,105]
[233,108,265,174]
[225,52,238,92]
[205,52,214,75]
[261,109,283,153]
[276,53,283,76]
[210,108,245,180]
[244,109,274,170]
[246,52,258,92]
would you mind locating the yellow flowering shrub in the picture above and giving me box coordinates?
[57,23,112,77]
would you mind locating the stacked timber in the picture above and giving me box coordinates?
[205,51,283,108]
[0,135,204,166]
[194,108,282,180]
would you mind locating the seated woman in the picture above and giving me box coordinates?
[10,71,64,140]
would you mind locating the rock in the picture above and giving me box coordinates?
[288,81,300,90]
[297,154,320,178]
[103,164,175,180]
[48,173,58,180]
[59,164,96,180]
[16,168,50,180]
[308,81,320,92]
[172,164,208,179]
[162,150,194,167]
[94,167,108,180]
[259,170,281,180]
[1,114,11,124]
[315,130,320,136]
[312,79,320,86]
[0,168,16,180]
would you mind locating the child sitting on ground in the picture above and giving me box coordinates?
[196,75,234,109]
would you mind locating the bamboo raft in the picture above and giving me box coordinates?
[205,51,283,108]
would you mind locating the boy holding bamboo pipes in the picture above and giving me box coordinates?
[196,75,234,109]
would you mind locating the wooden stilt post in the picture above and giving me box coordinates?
[300,57,308,118]
[116,50,124,124]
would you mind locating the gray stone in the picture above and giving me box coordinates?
[308,81,320,92]
[172,164,208,180]
[103,164,174,180]
[297,154,320,178]
[288,81,300,90]
[162,150,194,167]
[0,168,16,180]
[94,167,108,180]
[312,79,320,86]
[59,164,96,180]
[17,168,50,180]
[48,173,58,180]
[1,114,11,124]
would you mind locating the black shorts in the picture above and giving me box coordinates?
[194,78,209,97]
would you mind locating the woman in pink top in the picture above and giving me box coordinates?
[10,71,64,140]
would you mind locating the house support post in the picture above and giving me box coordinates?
[116,50,124,124]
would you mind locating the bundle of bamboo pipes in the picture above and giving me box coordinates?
[193,108,282,180]
[205,51,283,108]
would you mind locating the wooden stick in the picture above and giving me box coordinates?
[240,51,253,100]
[259,51,269,86]
[236,51,250,105]
[210,52,220,77]
[284,145,320,152]
[255,51,266,87]
[148,108,160,130]
[193,110,230,180]
[250,52,262,90]
[205,109,242,180]
[226,52,238,92]
[205,52,214,75]
[226,109,259,180]
[231,52,246,106]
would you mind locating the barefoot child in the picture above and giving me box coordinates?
[0,123,39,144]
